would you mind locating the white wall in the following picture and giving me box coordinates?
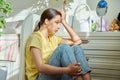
[7,0,87,34]
[11,0,85,15]
[87,0,120,25]
[10,0,38,16]
[10,0,62,16]
[8,0,120,28]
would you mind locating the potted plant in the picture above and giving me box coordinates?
[0,0,12,34]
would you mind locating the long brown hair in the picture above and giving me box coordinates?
[34,8,61,31]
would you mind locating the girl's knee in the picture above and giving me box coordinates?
[72,45,82,50]
[58,44,71,49]
[72,45,85,54]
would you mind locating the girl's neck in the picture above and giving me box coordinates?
[39,26,50,40]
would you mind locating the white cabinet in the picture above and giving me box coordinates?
[78,32,120,80]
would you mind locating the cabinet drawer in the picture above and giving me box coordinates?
[84,50,120,59]
[89,61,120,70]
[83,50,120,70]
[83,50,120,79]
[91,68,120,79]
[91,73,120,80]
[81,40,120,50]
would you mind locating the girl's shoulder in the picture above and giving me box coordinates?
[31,31,42,38]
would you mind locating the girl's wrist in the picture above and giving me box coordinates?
[61,67,69,74]
[62,20,67,25]
[64,67,70,75]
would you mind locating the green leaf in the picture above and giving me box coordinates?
[0,0,12,28]
[0,19,6,28]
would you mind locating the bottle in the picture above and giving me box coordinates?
[91,20,97,32]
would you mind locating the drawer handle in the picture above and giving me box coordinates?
[82,40,89,44]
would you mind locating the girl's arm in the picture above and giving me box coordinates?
[60,10,82,45]
[30,47,81,76]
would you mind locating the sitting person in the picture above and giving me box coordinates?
[25,8,91,80]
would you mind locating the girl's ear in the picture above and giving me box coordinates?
[44,19,49,25]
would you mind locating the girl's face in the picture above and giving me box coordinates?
[46,15,62,35]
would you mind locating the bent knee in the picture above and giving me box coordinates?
[72,45,82,49]
[58,44,71,49]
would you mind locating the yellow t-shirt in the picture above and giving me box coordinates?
[25,31,62,80]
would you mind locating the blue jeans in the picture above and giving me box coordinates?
[36,44,91,80]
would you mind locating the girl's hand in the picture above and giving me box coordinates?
[66,63,82,76]
[59,10,66,24]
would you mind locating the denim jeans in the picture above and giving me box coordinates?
[36,44,91,80]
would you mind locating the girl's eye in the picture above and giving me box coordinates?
[55,21,59,24]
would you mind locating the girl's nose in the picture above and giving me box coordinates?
[58,26,61,29]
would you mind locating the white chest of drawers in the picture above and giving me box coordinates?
[78,32,120,80]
